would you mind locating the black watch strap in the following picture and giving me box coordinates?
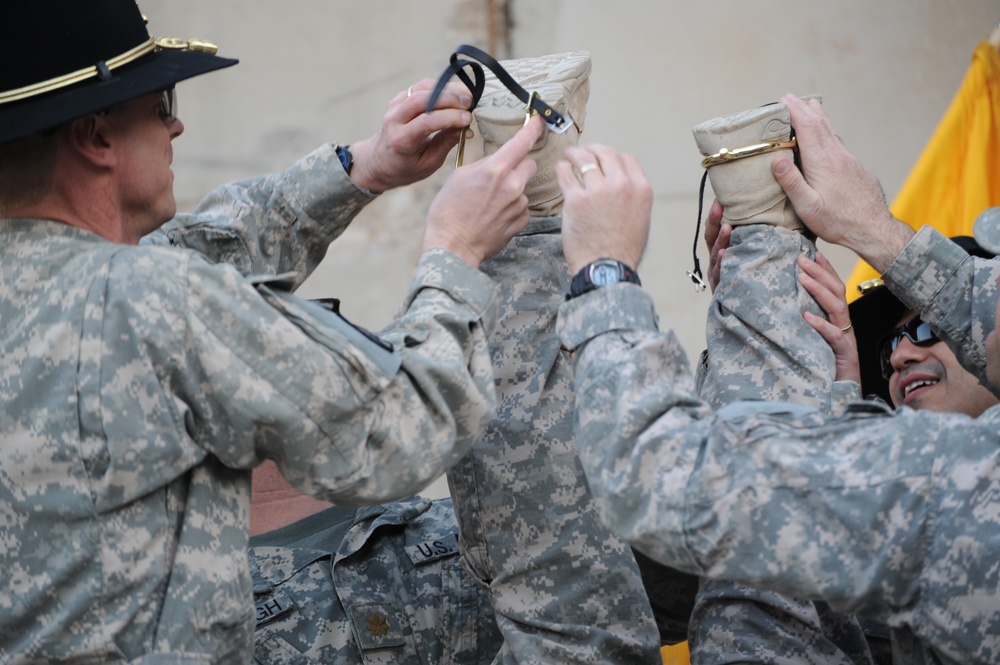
[567,259,641,299]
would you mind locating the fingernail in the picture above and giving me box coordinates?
[773,158,790,175]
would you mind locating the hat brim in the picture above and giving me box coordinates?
[848,284,908,405]
[0,48,237,144]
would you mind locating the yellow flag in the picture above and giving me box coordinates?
[661,641,691,665]
[844,40,1000,301]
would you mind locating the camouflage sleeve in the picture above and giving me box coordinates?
[699,226,835,411]
[689,580,875,665]
[447,224,662,664]
[690,226,869,664]
[141,143,375,287]
[557,283,710,574]
[882,225,1000,392]
[831,380,862,414]
[702,362,861,417]
[558,284,973,614]
[111,245,497,505]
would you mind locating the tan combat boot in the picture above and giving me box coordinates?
[473,51,591,217]
[692,96,820,231]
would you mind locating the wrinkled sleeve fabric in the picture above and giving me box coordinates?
[557,283,709,572]
[557,283,976,618]
[686,226,869,665]
[882,225,1000,392]
[141,143,373,286]
[105,244,498,505]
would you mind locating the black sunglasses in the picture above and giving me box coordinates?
[877,317,940,380]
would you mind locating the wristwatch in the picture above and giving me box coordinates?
[568,258,641,299]
[335,144,354,175]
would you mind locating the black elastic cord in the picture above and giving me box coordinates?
[425,45,571,131]
[689,170,709,290]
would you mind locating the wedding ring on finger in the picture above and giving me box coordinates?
[407,86,413,97]
[579,163,599,176]
[840,323,853,333]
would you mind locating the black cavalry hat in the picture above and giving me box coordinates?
[848,235,993,405]
[0,0,238,145]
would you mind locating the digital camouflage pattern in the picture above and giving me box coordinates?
[448,50,659,664]
[697,225,835,409]
[693,225,874,665]
[557,224,1000,665]
[0,144,501,663]
[691,580,876,665]
[446,216,661,664]
[250,497,503,664]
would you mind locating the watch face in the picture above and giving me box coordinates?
[590,262,621,286]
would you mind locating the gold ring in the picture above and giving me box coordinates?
[407,86,413,97]
[840,323,853,333]
[579,163,600,176]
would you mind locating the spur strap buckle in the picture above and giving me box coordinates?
[523,90,575,134]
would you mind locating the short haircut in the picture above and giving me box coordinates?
[0,132,59,215]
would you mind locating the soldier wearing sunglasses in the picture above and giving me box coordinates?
[848,235,999,418]
[554,92,1000,665]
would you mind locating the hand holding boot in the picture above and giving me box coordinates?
[773,94,914,272]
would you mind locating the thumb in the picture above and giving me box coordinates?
[772,156,817,219]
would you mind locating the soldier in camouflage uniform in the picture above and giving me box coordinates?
[554,92,1000,665]
[249,459,503,664]
[689,101,876,665]
[0,2,545,662]
[444,52,661,663]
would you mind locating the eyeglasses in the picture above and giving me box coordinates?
[877,317,941,380]
[157,88,177,121]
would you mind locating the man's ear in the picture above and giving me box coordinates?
[65,114,116,168]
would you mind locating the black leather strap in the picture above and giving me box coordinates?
[425,45,573,133]
[426,54,485,113]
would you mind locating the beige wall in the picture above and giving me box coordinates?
[143,1,997,495]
